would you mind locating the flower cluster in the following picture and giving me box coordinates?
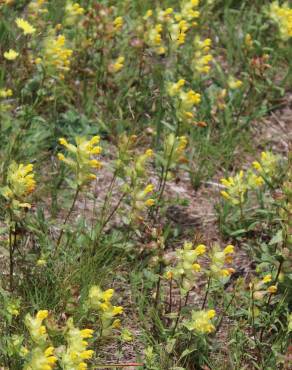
[61,318,94,370]
[270,2,292,40]
[64,1,84,26]
[220,168,264,206]
[167,79,201,124]
[208,244,235,280]
[252,151,280,180]
[250,274,278,301]
[16,18,36,35]
[24,346,57,370]
[163,133,188,166]
[4,49,19,61]
[38,32,73,79]
[25,310,49,344]
[165,242,206,292]
[221,151,280,206]
[0,88,13,98]
[1,162,36,210]
[108,56,125,73]
[58,136,102,187]
[184,309,216,334]
[192,36,213,75]
[87,286,123,333]
[143,1,200,54]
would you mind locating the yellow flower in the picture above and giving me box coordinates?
[194,244,206,255]
[16,18,36,35]
[192,263,201,272]
[41,33,73,77]
[0,88,13,98]
[223,245,234,254]
[145,198,155,207]
[36,310,49,320]
[185,309,216,334]
[4,49,19,60]
[228,77,243,89]
[262,274,272,284]
[270,2,292,40]
[58,136,102,187]
[108,56,125,73]
[165,270,174,280]
[267,285,277,294]
[80,329,93,339]
[113,16,123,31]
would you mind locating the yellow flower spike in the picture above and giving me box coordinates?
[223,245,234,254]
[78,363,87,370]
[267,285,277,294]
[262,274,272,284]
[185,309,216,334]
[194,244,206,255]
[15,18,36,34]
[4,49,19,60]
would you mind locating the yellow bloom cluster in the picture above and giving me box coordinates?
[164,133,188,165]
[220,168,265,206]
[113,16,123,32]
[221,151,279,206]
[184,309,216,334]
[208,244,235,279]
[166,242,206,291]
[250,274,278,300]
[39,33,73,79]
[1,162,36,209]
[24,346,57,370]
[58,136,102,187]
[192,37,213,75]
[61,318,94,370]
[4,49,19,60]
[28,0,48,16]
[167,80,201,123]
[145,23,165,55]
[270,2,292,40]
[64,2,84,26]
[108,56,125,73]
[16,18,36,35]
[252,151,280,179]
[228,76,243,90]
[0,88,13,98]
[25,310,49,343]
[87,286,123,331]
[144,1,200,53]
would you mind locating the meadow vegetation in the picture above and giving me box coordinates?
[0,0,291,369]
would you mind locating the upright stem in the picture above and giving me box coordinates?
[54,186,80,254]
[202,276,211,309]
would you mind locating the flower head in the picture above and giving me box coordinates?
[4,49,19,60]
[16,18,36,35]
